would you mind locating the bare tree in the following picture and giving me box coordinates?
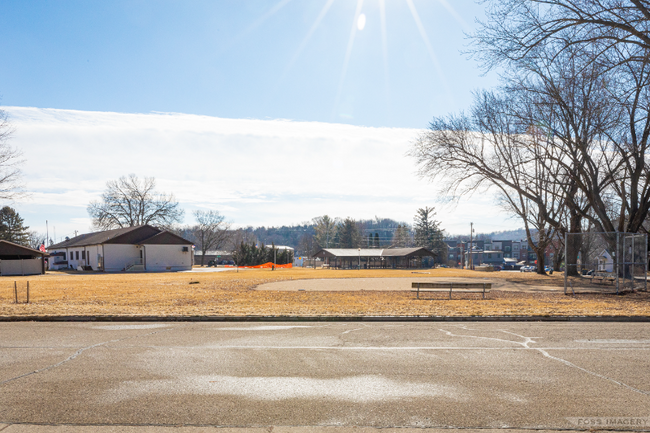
[298,232,318,256]
[87,174,184,230]
[411,90,567,274]
[226,228,257,251]
[0,108,24,200]
[472,0,650,71]
[27,231,47,250]
[191,210,231,266]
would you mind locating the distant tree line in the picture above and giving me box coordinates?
[232,242,293,266]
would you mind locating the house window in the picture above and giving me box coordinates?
[449,254,454,259]
[82,251,85,260]
[76,251,79,260]
[487,253,492,259]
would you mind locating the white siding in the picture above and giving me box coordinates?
[145,245,192,271]
[47,243,190,272]
[1,258,43,275]
[103,244,141,272]
[47,249,68,270]
[86,245,101,270]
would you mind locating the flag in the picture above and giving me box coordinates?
[39,243,46,253]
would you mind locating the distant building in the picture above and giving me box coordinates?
[193,250,234,266]
[598,249,614,272]
[47,225,193,272]
[312,247,435,269]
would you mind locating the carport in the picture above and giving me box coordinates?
[0,240,48,276]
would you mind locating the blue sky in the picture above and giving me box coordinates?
[0,0,511,240]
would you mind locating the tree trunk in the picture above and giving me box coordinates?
[565,214,582,276]
[534,246,546,275]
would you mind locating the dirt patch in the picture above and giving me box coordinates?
[256,277,557,292]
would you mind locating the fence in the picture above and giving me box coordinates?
[13,281,30,304]
[564,232,647,294]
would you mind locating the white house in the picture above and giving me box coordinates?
[47,225,193,272]
[598,249,614,272]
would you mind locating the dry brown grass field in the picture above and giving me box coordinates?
[0,268,648,317]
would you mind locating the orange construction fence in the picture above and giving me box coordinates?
[238,262,292,269]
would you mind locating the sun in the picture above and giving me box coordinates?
[357,13,366,30]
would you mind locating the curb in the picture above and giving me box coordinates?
[1,315,650,322]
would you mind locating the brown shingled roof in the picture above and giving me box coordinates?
[139,231,193,245]
[48,225,171,249]
[0,240,48,257]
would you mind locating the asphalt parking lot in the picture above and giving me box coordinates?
[1,322,649,431]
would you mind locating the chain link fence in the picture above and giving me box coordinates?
[563,232,647,294]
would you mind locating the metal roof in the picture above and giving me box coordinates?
[380,247,435,257]
[314,248,383,258]
[312,247,435,258]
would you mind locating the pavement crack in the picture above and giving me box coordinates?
[439,328,527,347]
[341,326,365,335]
[0,327,173,387]
[535,346,650,396]
[496,330,650,396]
[441,328,649,397]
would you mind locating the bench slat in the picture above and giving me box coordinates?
[411,282,492,289]
[411,281,491,300]
[411,289,490,293]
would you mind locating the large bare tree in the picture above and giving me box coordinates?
[87,174,184,230]
[411,90,567,273]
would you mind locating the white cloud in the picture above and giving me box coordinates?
[4,106,511,238]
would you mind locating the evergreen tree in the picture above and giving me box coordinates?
[0,206,29,245]
[374,232,380,248]
[313,215,338,248]
[337,217,361,248]
[367,234,373,248]
[414,207,447,264]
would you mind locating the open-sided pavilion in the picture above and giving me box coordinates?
[312,247,435,269]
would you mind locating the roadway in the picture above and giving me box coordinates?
[1,322,649,431]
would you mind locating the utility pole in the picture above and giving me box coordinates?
[460,241,464,269]
[470,222,474,270]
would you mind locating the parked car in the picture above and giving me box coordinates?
[520,265,536,272]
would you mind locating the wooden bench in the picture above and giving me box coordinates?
[591,272,615,285]
[411,282,492,299]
